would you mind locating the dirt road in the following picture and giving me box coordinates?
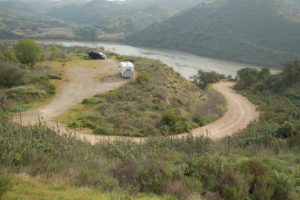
[19,62,259,144]
[175,82,260,140]
[20,59,128,127]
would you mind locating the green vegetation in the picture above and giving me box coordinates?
[74,26,99,40]
[0,40,63,112]
[191,70,227,89]
[47,0,200,37]
[0,62,24,88]
[0,0,71,40]
[128,0,300,68]
[1,41,299,199]
[0,173,11,200]
[15,39,42,65]
[3,175,170,200]
[234,60,300,144]
[0,0,201,41]
[1,107,299,199]
[59,56,225,137]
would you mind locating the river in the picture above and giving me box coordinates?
[41,41,276,79]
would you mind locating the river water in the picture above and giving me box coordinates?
[41,41,275,79]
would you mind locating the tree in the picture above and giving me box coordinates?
[235,68,259,90]
[190,70,223,89]
[14,39,41,65]
[281,61,300,86]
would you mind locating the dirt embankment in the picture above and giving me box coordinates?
[18,61,259,144]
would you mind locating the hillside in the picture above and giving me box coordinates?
[57,55,225,137]
[0,0,73,40]
[46,0,198,36]
[0,0,203,40]
[0,40,299,200]
[127,0,300,68]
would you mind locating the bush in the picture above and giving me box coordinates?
[82,97,102,104]
[15,39,41,65]
[271,172,296,200]
[190,70,223,89]
[2,49,18,63]
[163,180,190,200]
[193,116,205,126]
[0,62,24,87]
[93,127,113,135]
[0,173,11,200]
[138,160,166,194]
[159,111,189,135]
[44,50,69,61]
[47,74,62,80]
[136,74,150,84]
[275,121,297,138]
[238,159,274,200]
[77,169,119,191]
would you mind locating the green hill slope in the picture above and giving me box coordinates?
[46,0,202,35]
[0,43,299,199]
[127,0,300,68]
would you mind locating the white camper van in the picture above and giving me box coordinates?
[120,62,134,78]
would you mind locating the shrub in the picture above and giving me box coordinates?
[93,127,113,135]
[159,111,189,135]
[0,62,24,87]
[2,49,18,63]
[48,45,59,52]
[235,68,260,90]
[288,133,300,146]
[82,97,101,104]
[193,116,205,126]
[275,121,297,138]
[47,74,62,80]
[45,50,69,61]
[138,159,166,194]
[190,70,223,89]
[238,159,274,200]
[218,171,249,200]
[136,74,150,84]
[163,180,190,200]
[77,169,118,191]
[271,172,296,200]
[14,39,41,65]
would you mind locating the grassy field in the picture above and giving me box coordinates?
[58,57,225,137]
[3,175,172,200]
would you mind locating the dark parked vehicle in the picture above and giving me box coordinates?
[88,51,106,60]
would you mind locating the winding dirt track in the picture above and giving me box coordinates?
[19,61,259,144]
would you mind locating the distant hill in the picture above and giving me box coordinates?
[0,0,72,40]
[47,0,126,24]
[124,0,203,11]
[46,0,161,34]
[47,0,203,35]
[0,0,35,13]
[127,0,300,68]
[0,0,208,40]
